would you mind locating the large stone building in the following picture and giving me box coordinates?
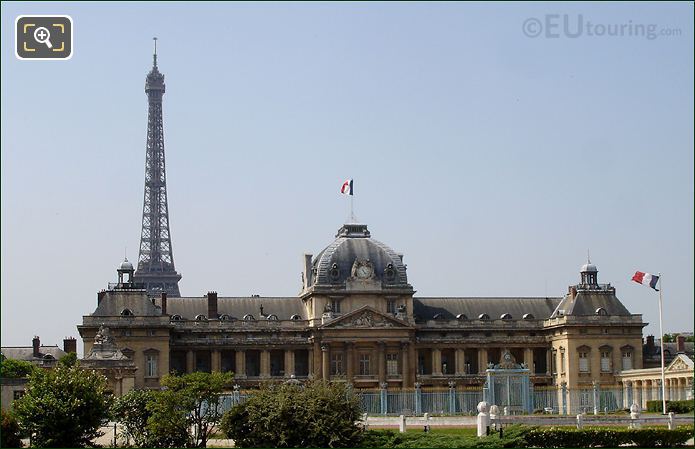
[78,222,646,396]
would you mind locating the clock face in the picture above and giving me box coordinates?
[356,265,372,279]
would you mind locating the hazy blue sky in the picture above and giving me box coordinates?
[2,2,693,355]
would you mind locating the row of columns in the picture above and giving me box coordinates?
[628,377,694,408]
[184,348,307,378]
[428,347,544,374]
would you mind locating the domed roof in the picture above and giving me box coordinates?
[118,258,134,271]
[310,223,408,286]
[580,263,598,273]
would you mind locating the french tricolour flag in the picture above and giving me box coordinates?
[632,271,659,291]
[341,179,353,196]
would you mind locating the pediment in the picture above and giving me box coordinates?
[320,306,412,329]
[666,354,694,373]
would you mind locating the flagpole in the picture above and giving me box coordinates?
[657,272,666,415]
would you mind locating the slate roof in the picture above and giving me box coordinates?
[413,297,561,321]
[167,297,305,320]
[91,290,162,316]
[311,224,408,286]
[551,288,631,317]
[1,346,67,362]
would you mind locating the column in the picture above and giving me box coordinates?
[321,344,330,380]
[284,350,295,377]
[346,343,354,382]
[478,348,488,374]
[260,350,271,378]
[186,350,195,373]
[524,348,533,371]
[312,341,321,379]
[432,348,442,376]
[211,350,221,372]
[455,348,465,376]
[378,343,386,383]
[401,343,411,387]
[235,350,246,378]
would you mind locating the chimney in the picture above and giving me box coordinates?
[647,335,655,352]
[677,335,685,353]
[97,290,107,305]
[303,254,313,288]
[63,337,77,354]
[160,292,167,315]
[32,336,40,357]
[207,291,218,319]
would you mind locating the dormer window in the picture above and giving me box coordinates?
[266,314,279,321]
[290,314,302,320]
[195,314,207,321]
[170,314,182,321]
[120,308,134,316]
[478,313,490,320]
[243,314,255,321]
[500,313,512,320]
[523,313,535,320]
[595,307,608,316]
[219,314,232,321]
[384,263,396,282]
[456,314,468,320]
[329,263,340,281]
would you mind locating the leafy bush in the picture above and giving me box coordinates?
[524,425,694,448]
[111,389,157,447]
[12,364,112,448]
[220,381,362,448]
[1,409,23,448]
[0,359,36,379]
[647,400,694,414]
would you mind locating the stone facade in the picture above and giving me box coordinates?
[78,223,646,395]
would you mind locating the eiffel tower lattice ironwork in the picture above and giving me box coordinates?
[134,38,182,297]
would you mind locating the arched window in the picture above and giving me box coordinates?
[243,314,255,321]
[219,314,231,321]
[290,314,302,320]
[595,307,608,316]
[120,308,133,316]
[500,313,513,320]
[478,313,490,320]
[456,313,468,320]
[266,314,279,321]
[170,314,183,321]
[195,314,207,321]
[523,313,535,320]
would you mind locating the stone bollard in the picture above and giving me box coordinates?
[489,405,500,431]
[503,406,509,416]
[630,403,641,429]
[423,413,430,432]
[399,415,406,433]
[576,414,584,429]
[668,412,675,430]
[476,401,490,438]
[362,413,369,431]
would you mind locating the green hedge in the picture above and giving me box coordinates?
[361,425,695,448]
[647,400,695,414]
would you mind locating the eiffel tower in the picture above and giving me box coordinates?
[133,38,182,297]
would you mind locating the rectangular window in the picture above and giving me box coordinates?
[330,353,344,376]
[621,351,632,371]
[359,353,371,375]
[560,352,566,373]
[145,354,158,377]
[387,300,396,314]
[386,353,399,376]
[579,352,589,373]
[600,351,611,372]
[330,299,341,314]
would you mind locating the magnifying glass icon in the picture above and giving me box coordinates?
[33,27,53,49]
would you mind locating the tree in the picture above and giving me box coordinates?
[0,359,36,378]
[147,371,233,448]
[13,363,113,448]
[111,389,157,447]
[57,352,78,368]
[1,409,23,448]
[220,380,363,448]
